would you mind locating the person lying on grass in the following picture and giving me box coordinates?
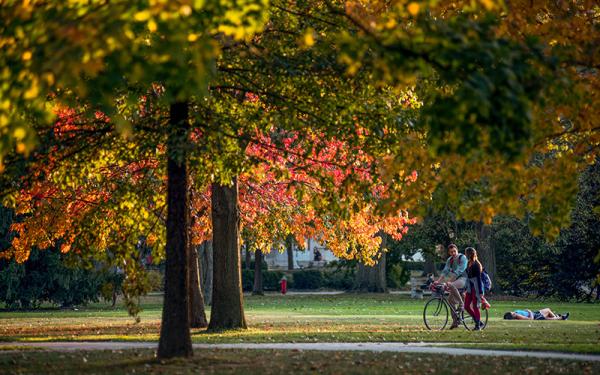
[503,308,569,321]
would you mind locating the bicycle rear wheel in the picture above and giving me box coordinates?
[423,298,449,330]
[462,308,489,330]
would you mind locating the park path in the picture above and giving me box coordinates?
[1,341,599,362]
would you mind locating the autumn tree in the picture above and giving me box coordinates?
[1,0,270,358]
[3,0,596,352]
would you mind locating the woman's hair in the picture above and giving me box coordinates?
[465,247,482,271]
[504,312,514,320]
[465,247,478,261]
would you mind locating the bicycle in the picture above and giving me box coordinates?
[423,284,488,331]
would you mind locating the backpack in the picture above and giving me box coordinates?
[482,268,492,292]
[449,253,466,267]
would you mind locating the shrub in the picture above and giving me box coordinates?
[291,270,324,289]
[242,269,284,292]
[403,261,425,272]
[0,248,116,309]
[323,268,354,290]
[242,269,254,292]
[146,269,163,292]
[263,270,284,291]
[387,263,410,289]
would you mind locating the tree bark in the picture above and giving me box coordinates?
[245,246,251,270]
[158,101,193,358]
[476,221,500,293]
[354,235,388,293]
[253,249,264,295]
[189,245,208,328]
[208,178,247,331]
[199,241,213,305]
[424,252,438,276]
[286,235,294,270]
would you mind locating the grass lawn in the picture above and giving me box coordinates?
[1,293,599,354]
[2,348,600,375]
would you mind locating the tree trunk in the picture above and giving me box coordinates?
[208,178,247,331]
[189,245,208,328]
[424,252,438,276]
[286,235,294,270]
[253,249,264,295]
[158,101,193,359]
[245,246,251,270]
[354,235,388,293]
[199,241,213,306]
[476,221,500,293]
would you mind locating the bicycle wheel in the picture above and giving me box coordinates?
[423,298,449,330]
[462,308,489,330]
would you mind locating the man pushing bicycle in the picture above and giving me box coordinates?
[434,244,467,329]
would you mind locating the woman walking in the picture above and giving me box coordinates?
[464,247,485,330]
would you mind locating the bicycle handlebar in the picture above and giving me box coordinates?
[429,283,445,292]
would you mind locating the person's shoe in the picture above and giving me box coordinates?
[562,312,570,320]
[473,321,482,331]
[449,321,460,329]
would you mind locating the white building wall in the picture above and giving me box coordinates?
[263,238,337,269]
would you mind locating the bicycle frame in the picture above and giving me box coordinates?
[423,284,488,331]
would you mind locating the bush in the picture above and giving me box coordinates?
[146,269,163,292]
[263,270,284,291]
[291,270,324,289]
[241,269,284,292]
[322,271,352,289]
[242,269,253,292]
[387,263,410,289]
[403,261,425,272]
[0,248,116,309]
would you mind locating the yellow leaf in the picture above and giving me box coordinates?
[385,18,397,29]
[303,29,315,47]
[179,5,192,16]
[480,0,496,11]
[134,10,151,21]
[193,0,205,9]
[24,81,39,99]
[407,2,420,16]
[13,127,26,140]
[124,28,135,40]
[147,19,157,32]
[22,51,32,61]
[42,72,55,85]
[188,33,199,42]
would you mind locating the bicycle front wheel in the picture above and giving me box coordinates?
[462,308,489,331]
[423,298,449,330]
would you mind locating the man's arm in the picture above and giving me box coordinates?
[435,258,451,283]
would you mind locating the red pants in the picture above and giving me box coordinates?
[464,292,481,322]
